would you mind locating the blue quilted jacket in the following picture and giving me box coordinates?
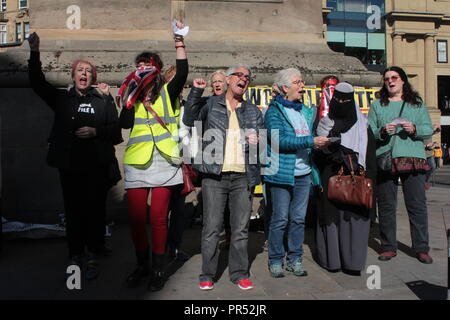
[262,99,321,187]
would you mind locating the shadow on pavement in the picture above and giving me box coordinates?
[406,280,448,300]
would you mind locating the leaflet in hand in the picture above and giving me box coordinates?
[172,19,189,36]
[391,117,408,127]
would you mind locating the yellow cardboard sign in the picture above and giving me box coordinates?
[245,87,380,195]
[244,87,380,114]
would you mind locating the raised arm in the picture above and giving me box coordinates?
[27,32,59,110]
[167,20,188,105]
[183,78,208,127]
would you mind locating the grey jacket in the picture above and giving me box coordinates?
[183,87,264,187]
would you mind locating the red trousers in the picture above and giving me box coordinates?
[127,187,174,254]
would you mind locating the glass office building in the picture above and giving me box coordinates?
[325,0,386,72]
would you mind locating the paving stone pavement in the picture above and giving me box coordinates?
[0,181,449,301]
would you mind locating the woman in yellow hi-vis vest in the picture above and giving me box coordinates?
[118,21,188,292]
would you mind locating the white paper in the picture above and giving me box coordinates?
[172,19,189,37]
[391,117,408,127]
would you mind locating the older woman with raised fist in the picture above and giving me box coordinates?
[27,32,122,281]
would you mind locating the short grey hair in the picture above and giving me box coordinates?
[226,64,252,77]
[274,68,302,97]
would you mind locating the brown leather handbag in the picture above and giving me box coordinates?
[145,103,198,195]
[327,154,373,209]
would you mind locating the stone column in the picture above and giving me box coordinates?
[171,0,186,21]
[392,33,403,66]
[424,35,437,109]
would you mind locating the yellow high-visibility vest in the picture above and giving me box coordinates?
[124,84,180,165]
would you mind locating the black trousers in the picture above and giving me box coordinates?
[377,172,430,253]
[167,185,192,251]
[59,167,111,258]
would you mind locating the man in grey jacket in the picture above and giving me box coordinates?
[183,64,264,291]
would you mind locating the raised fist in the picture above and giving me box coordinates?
[27,32,40,52]
[193,78,207,89]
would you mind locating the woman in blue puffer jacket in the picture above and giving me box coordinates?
[263,68,329,278]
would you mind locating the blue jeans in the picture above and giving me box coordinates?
[425,157,435,183]
[199,173,252,283]
[267,174,311,266]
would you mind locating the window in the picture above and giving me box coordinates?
[19,0,28,9]
[0,24,6,44]
[437,40,448,63]
[16,22,22,42]
[24,22,29,39]
[325,0,386,69]
[1,0,6,12]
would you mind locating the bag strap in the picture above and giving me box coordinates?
[391,100,407,149]
[144,101,184,164]
[145,102,170,132]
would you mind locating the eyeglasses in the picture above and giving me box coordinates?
[384,75,400,82]
[230,72,251,81]
[292,79,305,86]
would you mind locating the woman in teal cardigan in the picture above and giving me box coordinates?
[263,68,329,278]
[368,66,434,264]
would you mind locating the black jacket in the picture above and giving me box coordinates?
[28,52,123,173]
[183,87,264,187]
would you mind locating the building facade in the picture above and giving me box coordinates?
[323,0,450,144]
[0,0,29,45]
[323,0,387,73]
[1,0,380,87]
[385,0,450,144]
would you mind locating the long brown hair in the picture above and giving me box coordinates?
[379,66,422,106]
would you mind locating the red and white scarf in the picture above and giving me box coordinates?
[319,77,339,119]
[116,58,161,109]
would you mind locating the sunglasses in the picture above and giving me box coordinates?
[230,72,251,82]
[384,75,400,82]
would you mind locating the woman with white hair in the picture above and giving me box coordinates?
[209,69,227,96]
[314,82,377,275]
[264,68,329,278]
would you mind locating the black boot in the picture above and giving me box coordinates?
[148,253,166,292]
[126,250,149,288]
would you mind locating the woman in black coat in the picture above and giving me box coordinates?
[314,82,376,275]
[27,33,123,280]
